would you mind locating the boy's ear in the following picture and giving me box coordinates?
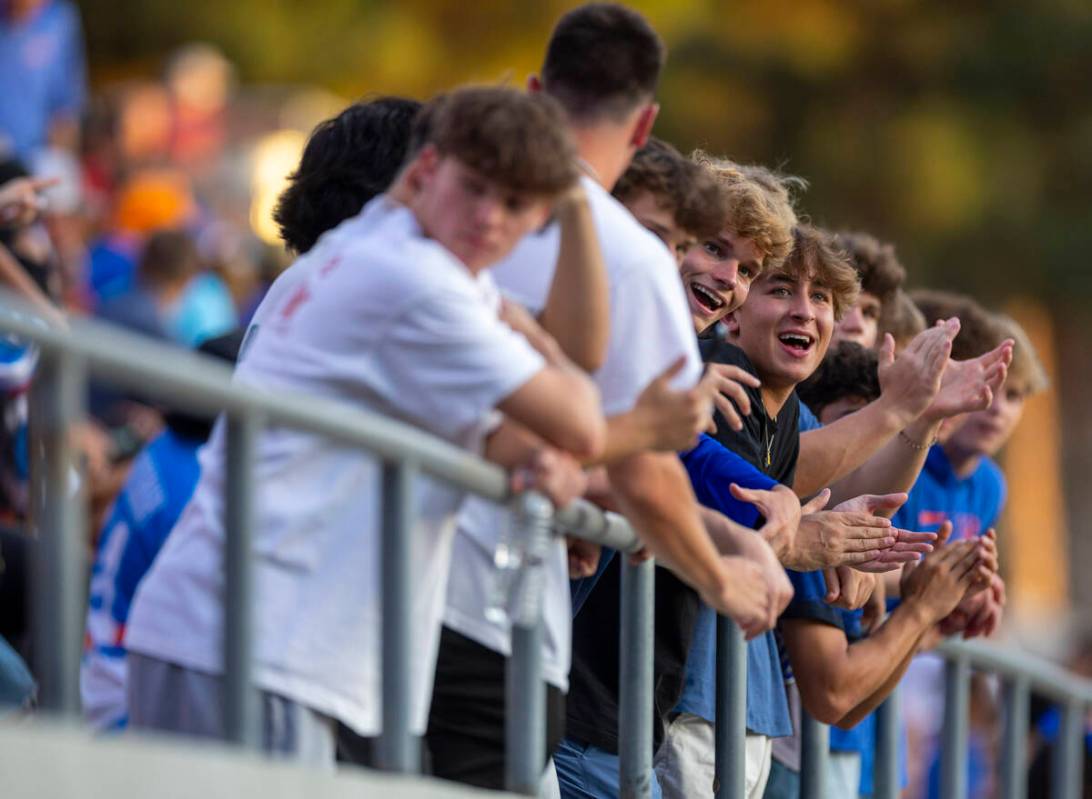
[724,310,741,337]
[527,74,543,94]
[630,102,659,149]
[404,145,439,192]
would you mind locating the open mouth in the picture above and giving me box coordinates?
[689,282,726,315]
[778,332,815,357]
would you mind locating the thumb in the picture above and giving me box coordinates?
[879,333,896,367]
[862,492,908,515]
[935,520,954,547]
[802,488,831,514]
[729,483,775,517]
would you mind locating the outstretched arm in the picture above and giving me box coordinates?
[793,325,955,497]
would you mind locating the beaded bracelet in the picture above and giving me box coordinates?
[898,429,937,451]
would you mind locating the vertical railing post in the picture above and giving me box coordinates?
[223,412,261,747]
[714,617,747,799]
[1000,676,1029,799]
[940,656,971,799]
[29,349,86,716]
[800,710,830,798]
[874,688,900,799]
[1051,698,1084,799]
[378,461,419,772]
[505,491,552,795]
[619,557,655,799]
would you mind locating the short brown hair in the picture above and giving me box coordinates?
[992,313,1049,396]
[416,86,578,196]
[139,229,200,289]
[780,225,860,321]
[833,231,905,310]
[910,289,1000,361]
[880,289,927,350]
[612,137,727,241]
[690,151,802,271]
[542,3,665,122]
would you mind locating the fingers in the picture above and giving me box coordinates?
[879,333,896,367]
[706,363,761,389]
[894,529,938,544]
[858,492,910,515]
[801,488,831,514]
[839,549,884,566]
[729,483,773,515]
[847,532,896,552]
[838,512,893,530]
[934,521,954,547]
[658,356,688,386]
[824,567,841,603]
[707,371,755,416]
[713,393,744,432]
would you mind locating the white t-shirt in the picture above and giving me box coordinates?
[443,175,703,689]
[125,196,546,736]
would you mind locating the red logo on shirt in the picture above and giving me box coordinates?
[278,284,312,324]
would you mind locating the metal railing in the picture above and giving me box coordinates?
[3,292,1090,799]
[796,634,1091,799]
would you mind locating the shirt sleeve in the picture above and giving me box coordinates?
[682,435,777,528]
[797,402,823,432]
[593,255,702,416]
[379,286,547,441]
[782,568,845,629]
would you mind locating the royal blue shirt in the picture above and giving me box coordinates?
[0,1,87,156]
[81,428,203,729]
[892,445,1005,541]
[673,435,793,738]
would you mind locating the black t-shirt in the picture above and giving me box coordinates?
[702,339,800,484]
[564,342,803,753]
[565,555,700,754]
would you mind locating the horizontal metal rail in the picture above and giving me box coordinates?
[0,295,641,554]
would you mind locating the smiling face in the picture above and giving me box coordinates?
[833,290,882,349]
[728,269,835,396]
[679,229,764,334]
[409,148,553,272]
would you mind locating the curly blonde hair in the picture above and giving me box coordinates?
[689,151,804,271]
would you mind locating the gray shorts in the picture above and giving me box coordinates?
[127,652,336,767]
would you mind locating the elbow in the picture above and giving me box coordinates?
[558,381,606,461]
[571,343,607,375]
[799,683,856,727]
[562,414,606,462]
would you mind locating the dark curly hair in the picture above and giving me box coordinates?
[273,96,422,255]
[797,341,881,418]
[833,231,905,311]
[612,137,727,242]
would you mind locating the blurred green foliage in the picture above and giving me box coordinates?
[80,0,1092,303]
